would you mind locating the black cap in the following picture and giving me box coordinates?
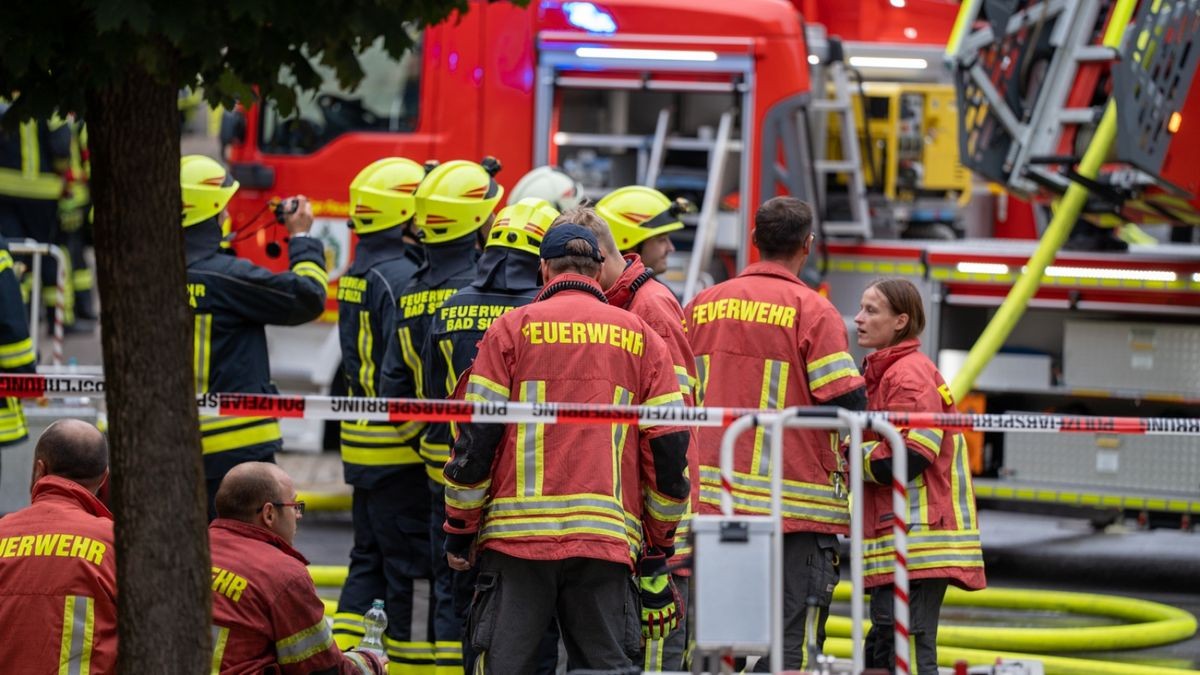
[540,223,604,262]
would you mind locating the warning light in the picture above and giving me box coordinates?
[1168,111,1182,134]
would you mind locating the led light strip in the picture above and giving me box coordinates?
[575,47,719,62]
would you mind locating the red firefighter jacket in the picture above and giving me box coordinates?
[0,476,117,674]
[209,519,368,674]
[685,261,864,534]
[606,254,699,573]
[860,339,985,590]
[444,274,690,569]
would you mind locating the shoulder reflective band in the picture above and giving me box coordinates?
[2,374,1199,435]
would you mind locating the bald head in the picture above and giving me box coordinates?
[33,419,108,491]
[214,462,288,522]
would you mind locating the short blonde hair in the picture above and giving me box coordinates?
[553,207,621,260]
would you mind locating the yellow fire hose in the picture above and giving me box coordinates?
[310,566,1197,673]
[296,491,352,512]
[947,0,1138,402]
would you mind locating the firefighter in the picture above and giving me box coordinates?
[0,107,72,325]
[562,205,698,671]
[182,155,327,519]
[507,165,583,212]
[56,118,95,324]
[684,196,867,671]
[373,158,503,669]
[422,197,559,673]
[0,233,35,452]
[595,185,689,275]
[443,224,691,673]
[331,158,427,656]
[853,278,985,675]
[209,462,386,674]
[0,420,115,672]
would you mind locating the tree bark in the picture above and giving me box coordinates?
[88,65,212,672]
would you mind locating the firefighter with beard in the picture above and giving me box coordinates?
[422,197,558,674]
[376,158,503,670]
[332,158,427,658]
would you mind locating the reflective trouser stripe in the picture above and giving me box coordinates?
[0,336,36,369]
[193,314,212,394]
[199,416,281,454]
[388,640,436,674]
[434,640,463,675]
[0,398,28,444]
[397,326,424,402]
[59,595,94,675]
[332,612,365,651]
[210,626,230,674]
[340,420,424,465]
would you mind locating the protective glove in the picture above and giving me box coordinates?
[345,648,388,675]
[637,548,681,640]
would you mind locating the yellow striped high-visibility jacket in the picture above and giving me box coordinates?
[0,235,35,446]
[685,261,865,535]
[859,338,985,591]
[186,220,327,477]
[0,476,117,674]
[336,227,422,488]
[444,274,691,569]
[0,113,69,201]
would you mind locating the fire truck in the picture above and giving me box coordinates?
[220,0,1200,525]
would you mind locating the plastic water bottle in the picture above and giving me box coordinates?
[359,599,388,661]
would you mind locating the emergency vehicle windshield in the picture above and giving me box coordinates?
[259,32,422,155]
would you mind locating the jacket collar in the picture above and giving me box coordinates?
[473,247,541,292]
[30,475,113,520]
[863,338,921,380]
[209,518,309,565]
[418,236,479,287]
[737,260,804,284]
[354,226,411,268]
[536,273,608,303]
[184,219,224,265]
[605,254,655,309]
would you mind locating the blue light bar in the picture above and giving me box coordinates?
[563,2,617,34]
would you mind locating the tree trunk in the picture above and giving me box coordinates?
[88,65,212,672]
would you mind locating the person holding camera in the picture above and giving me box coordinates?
[181,155,328,519]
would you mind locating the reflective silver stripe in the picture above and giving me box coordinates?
[702,485,850,523]
[62,595,92,675]
[910,427,943,455]
[675,369,691,394]
[466,381,508,403]
[693,354,709,404]
[865,531,983,552]
[519,381,541,497]
[700,466,843,501]
[644,488,688,519]
[480,516,629,538]
[806,354,856,384]
[276,620,334,664]
[446,485,488,505]
[865,551,984,574]
[489,496,625,516]
[954,433,975,529]
[755,359,786,477]
[211,626,230,675]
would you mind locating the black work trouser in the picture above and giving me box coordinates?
[467,551,638,674]
[865,577,950,675]
[752,532,841,672]
[338,466,432,642]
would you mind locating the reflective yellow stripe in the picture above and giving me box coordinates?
[644,486,688,521]
[58,595,94,675]
[445,482,489,510]
[466,374,509,401]
[673,364,692,397]
[515,380,546,498]
[0,399,28,444]
[807,351,858,392]
[397,326,425,399]
[909,427,943,457]
[199,416,281,454]
[612,387,632,521]
[0,250,13,273]
[331,612,365,651]
[72,268,94,291]
[0,167,63,199]
[210,626,230,674]
[276,618,334,665]
[339,419,424,465]
[700,467,849,525]
[438,338,457,400]
[694,354,710,405]
[388,640,436,671]
[643,391,683,408]
[292,260,328,286]
[193,314,212,394]
[751,359,788,476]
[357,311,376,397]
[0,337,35,369]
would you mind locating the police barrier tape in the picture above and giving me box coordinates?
[3,373,1200,434]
